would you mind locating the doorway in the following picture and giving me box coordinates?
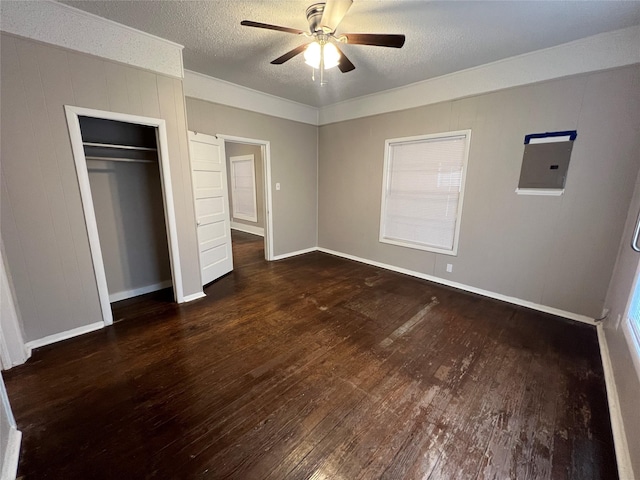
[224,140,269,263]
[187,132,274,287]
[214,134,274,262]
[65,106,184,326]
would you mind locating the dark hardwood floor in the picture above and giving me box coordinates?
[4,231,617,479]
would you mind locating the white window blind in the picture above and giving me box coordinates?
[230,155,258,222]
[380,131,471,255]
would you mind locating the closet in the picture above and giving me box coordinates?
[79,116,172,307]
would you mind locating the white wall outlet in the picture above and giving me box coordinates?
[275,182,281,191]
[446,264,453,273]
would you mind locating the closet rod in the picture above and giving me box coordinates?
[83,142,157,152]
[85,156,156,164]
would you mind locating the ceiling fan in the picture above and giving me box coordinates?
[241,0,406,85]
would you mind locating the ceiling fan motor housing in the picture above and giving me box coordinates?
[306,3,329,33]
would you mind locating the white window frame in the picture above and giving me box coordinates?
[379,130,471,256]
[230,154,258,223]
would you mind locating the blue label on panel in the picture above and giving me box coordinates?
[524,130,577,144]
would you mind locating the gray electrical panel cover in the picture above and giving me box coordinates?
[518,141,574,190]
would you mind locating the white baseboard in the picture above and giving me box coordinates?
[3,346,30,370]
[108,280,172,303]
[182,291,206,302]
[25,321,104,352]
[231,222,264,237]
[272,247,318,261]
[1,427,21,480]
[317,247,596,325]
[0,337,30,371]
[597,324,634,480]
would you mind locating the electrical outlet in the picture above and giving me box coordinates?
[275,183,281,191]
[446,264,453,273]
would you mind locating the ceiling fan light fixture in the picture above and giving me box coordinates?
[304,41,340,70]
[242,0,406,78]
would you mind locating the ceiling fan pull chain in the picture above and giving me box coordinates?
[320,44,326,86]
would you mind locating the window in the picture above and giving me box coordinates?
[628,276,640,340]
[230,154,258,222]
[379,130,471,255]
[625,264,640,377]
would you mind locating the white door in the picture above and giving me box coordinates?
[188,132,233,286]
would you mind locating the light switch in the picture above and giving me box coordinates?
[446,264,453,273]
[276,183,281,191]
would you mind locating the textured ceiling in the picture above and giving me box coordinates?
[60,0,640,107]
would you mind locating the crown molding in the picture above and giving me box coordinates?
[0,0,184,78]
[2,1,636,125]
[319,25,640,125]
[184,70,319,126]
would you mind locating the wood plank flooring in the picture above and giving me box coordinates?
[4,231,617,479]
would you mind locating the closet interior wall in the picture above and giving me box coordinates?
[79,117,172,303]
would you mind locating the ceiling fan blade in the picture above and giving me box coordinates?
[271,44,308,65]
[320,0,353,31]
[342,33,406,48]
[241,20,305,35]
[334,44,355,73]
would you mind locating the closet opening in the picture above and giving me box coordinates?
[65,106,184,327]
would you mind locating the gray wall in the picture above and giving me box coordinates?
[88,160,171,298]
[186,97,318,256]
[0,33,202,342]
[318,65,640,318]
[604,168,640,478]
[225,142,265,229]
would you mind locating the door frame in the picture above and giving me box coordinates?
[65,105,184,326]
[215,134,274,261]
[0,249,29,368]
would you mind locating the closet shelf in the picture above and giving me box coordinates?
[83,142,157,152]
[85,156,156,164]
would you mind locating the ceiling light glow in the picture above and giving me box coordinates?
[304,41,340,70]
